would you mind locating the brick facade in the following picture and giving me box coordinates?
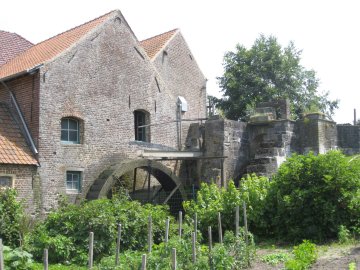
[0,10,206,212]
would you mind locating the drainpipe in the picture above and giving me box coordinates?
[1,80,38,155]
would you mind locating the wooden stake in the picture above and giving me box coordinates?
[218,212,223,244]
[165,217,170,243]
[194,213,197,243]
[243,201,250,267]
[243,202,248,245]
[43,249,48,270]
[208,226,212,252]
[192,232,196,263]
[208,227,213,269]
[172,248,177,270]
[235,205,239,237]
[115,223,122,266]
[0,239,4,270]
[141,254,147,270]
[178,211,182,238]
[88,232,94,269]
[148,215,152,253]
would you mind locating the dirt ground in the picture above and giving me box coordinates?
[249,243,360,270]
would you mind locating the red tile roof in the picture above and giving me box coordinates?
[0,11,114,80]
[0,31,33,66]
[0,103,38,165]
[140,29,178,59]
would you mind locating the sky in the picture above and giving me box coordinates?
[1,0,359,123]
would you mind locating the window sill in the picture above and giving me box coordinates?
[66,190,81,194]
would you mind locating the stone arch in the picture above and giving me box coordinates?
[86,159,186,202]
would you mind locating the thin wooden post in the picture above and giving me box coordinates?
[208,227,212,269]
[218,212,223,244]
[172,248,177,270]
[192,232,196,263]
[0,239,4,270]
[148,215,152,253]
[194,213,197,243]
[243,202,248,245]
[178,211,182,238]
[115,223,122,266]
[88,232,94,269]
[235,205,239,237]
[141,254,147,270]
[208,226,212,251]
[165,217,170,243]
[243,201,250,267]
[43,249,48,270]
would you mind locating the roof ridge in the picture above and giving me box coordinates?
[33,10,116,47]
[0,10,116,79]
[140,28,179,43]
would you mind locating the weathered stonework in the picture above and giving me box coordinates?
[0,10,206,213]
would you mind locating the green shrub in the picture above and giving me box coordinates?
[0,188,24,247]
[269,151,360,242]
[25,196,175,265]
[338,225,352,244]
[285,240,317,270]
[3,245,33,270]
[238,173,272,236]
[261,252,290,266]
[183,180,242,239]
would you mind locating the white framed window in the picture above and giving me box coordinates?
[0,175,14,188]
[66,171,82,193]
[134,110,150,142]
[61,118,80,144]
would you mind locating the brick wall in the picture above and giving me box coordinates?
[28,12,206,210]
[0,73,40,146]
[0,164,39,214]
[151,32,207,147]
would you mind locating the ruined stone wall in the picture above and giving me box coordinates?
[337,125,360,155]
[200,118,249,186]
[296,114,337,154]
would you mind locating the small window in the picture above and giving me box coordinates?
[66,171,82,193]
[0,176,13,188]
[61,118,79,144]
[134,110,150,142]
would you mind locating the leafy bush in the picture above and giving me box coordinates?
[2,245,33,270]
[284,240,317,270]
[0,188,24,247]
[338,225,352,244]
[25,196,175,265]
[269,151,360,242]
[238,173,272,236]
[183,180,242,239]
[261,252,290,266]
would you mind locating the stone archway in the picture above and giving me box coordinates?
[86,159,186,204]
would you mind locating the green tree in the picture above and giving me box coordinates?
[216,34,338,120]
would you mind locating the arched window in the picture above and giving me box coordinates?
[134,110,150,142]
[61,117,80,144]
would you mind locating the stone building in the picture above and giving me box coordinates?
[2,10,359,214]
[0,10,207,214]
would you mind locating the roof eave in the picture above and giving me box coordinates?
[0,64,43,82]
